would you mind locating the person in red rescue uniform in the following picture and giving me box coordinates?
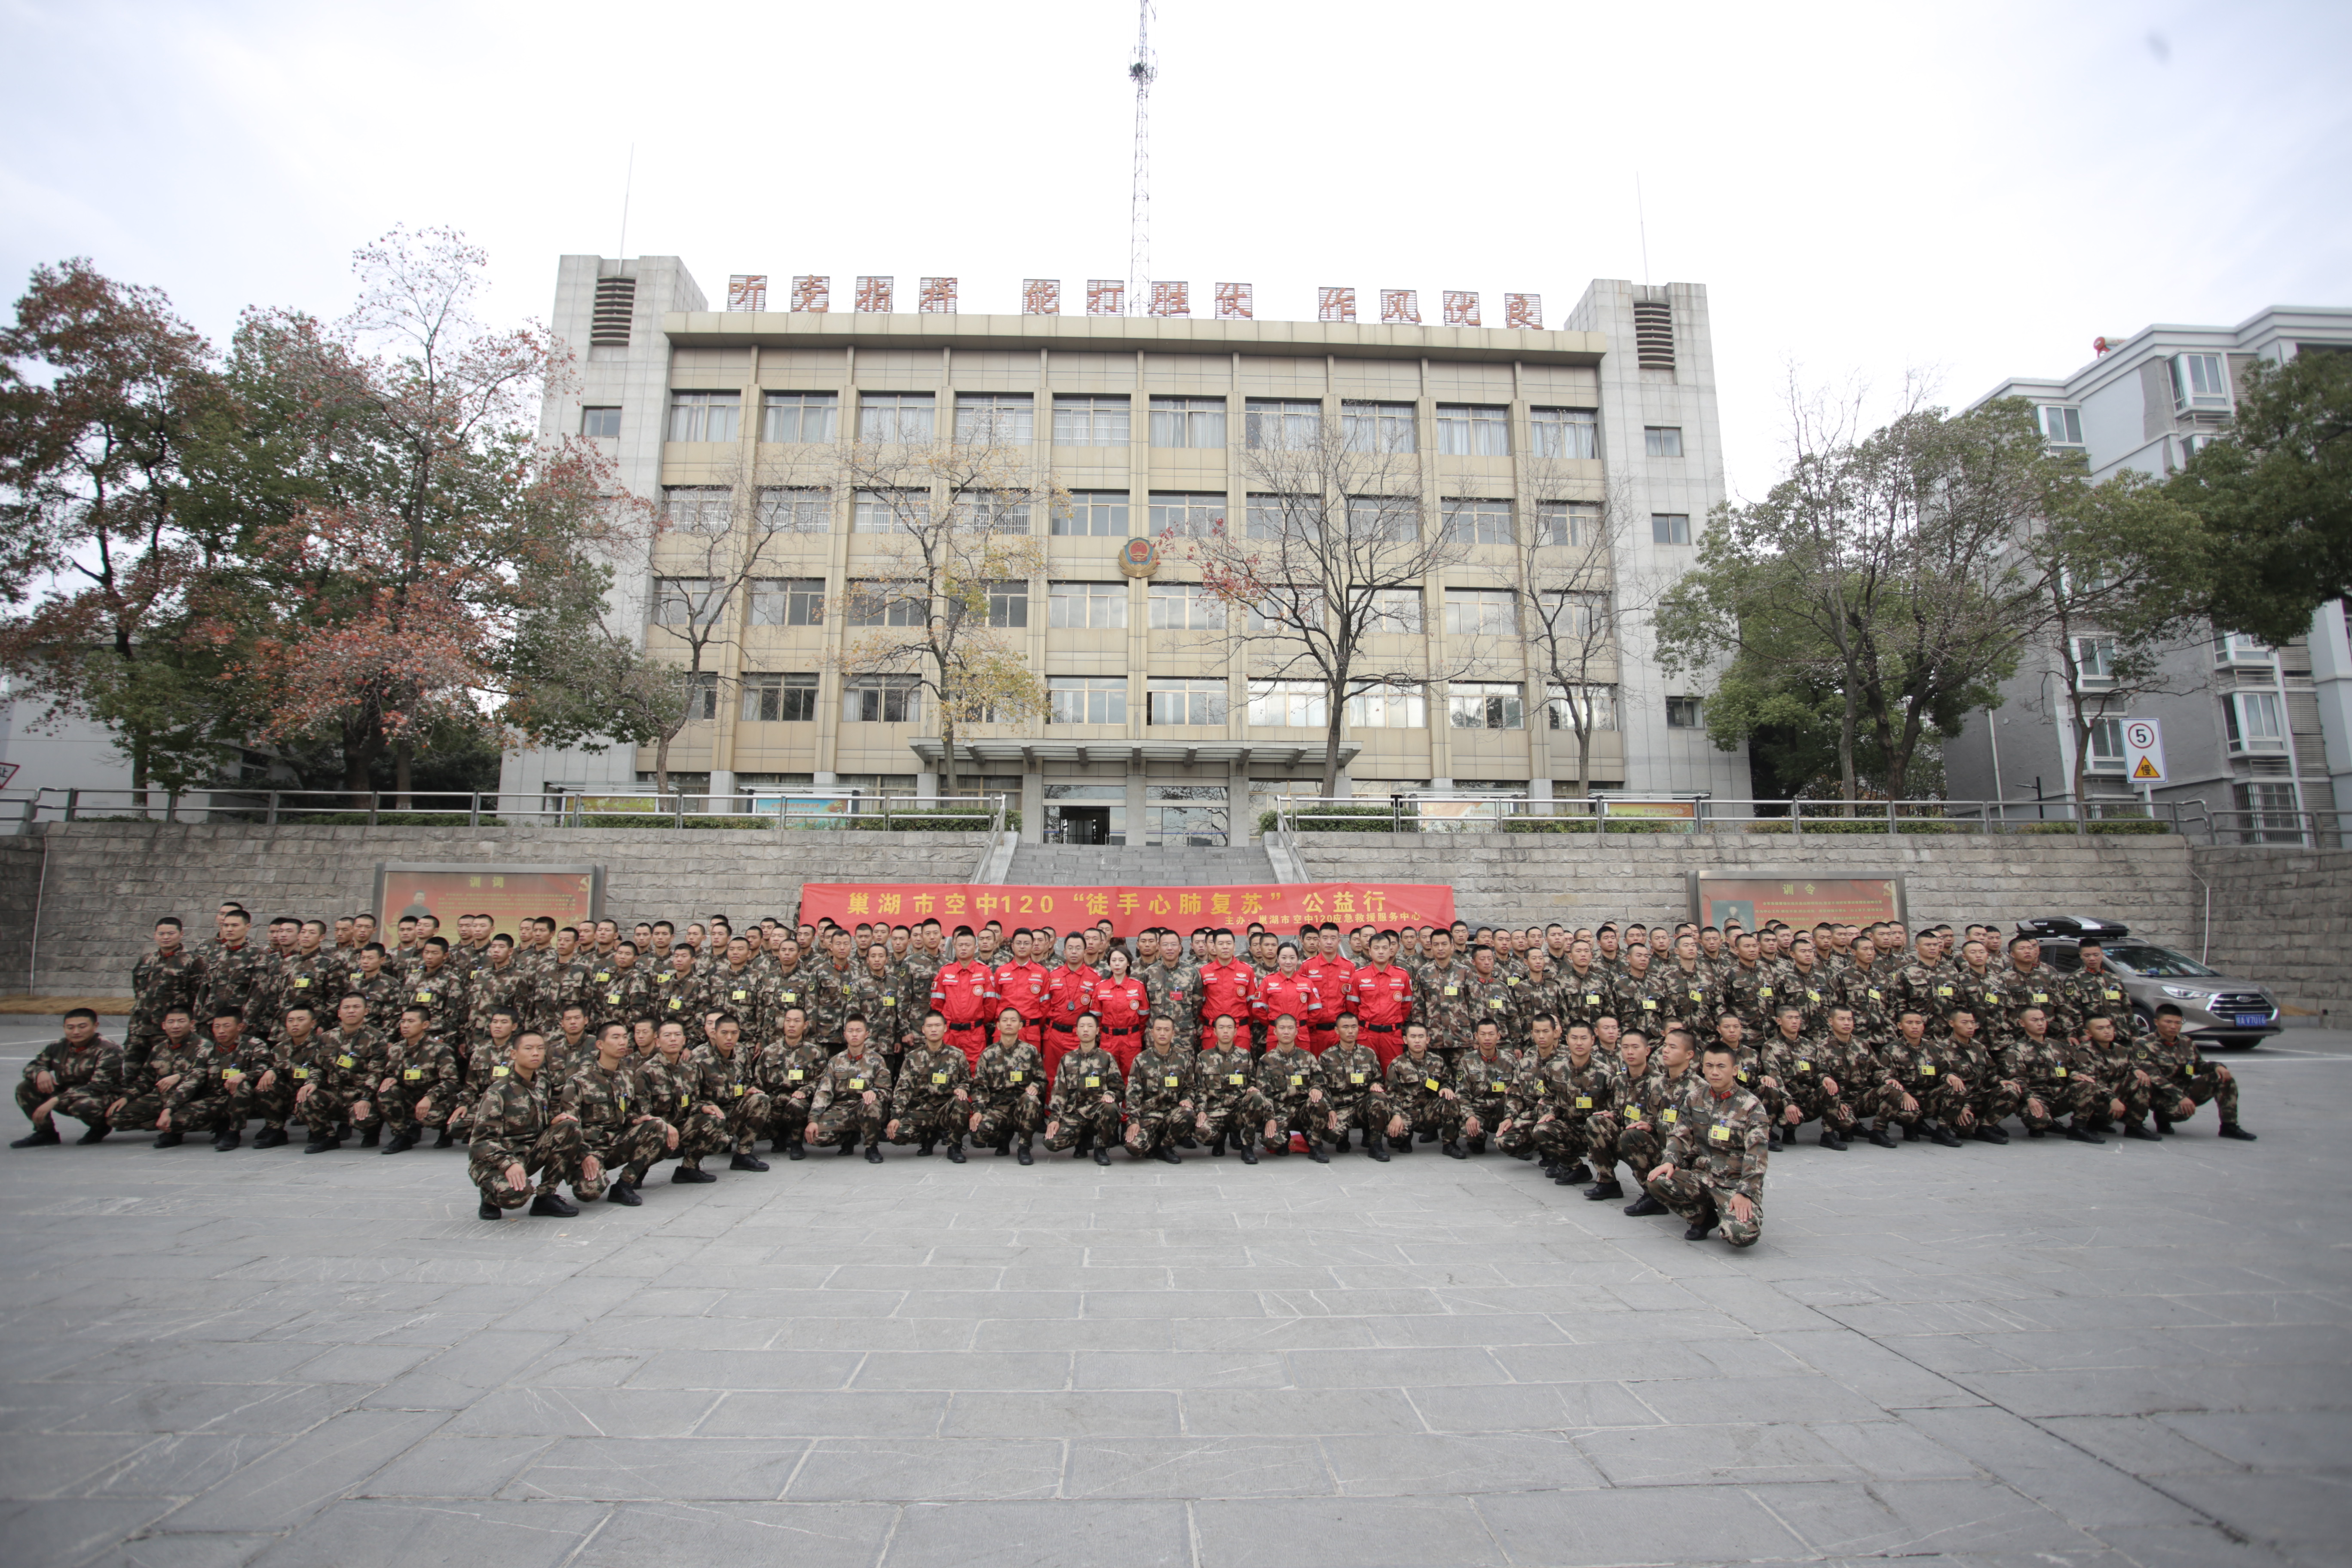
[1299,923,1351,1054]
[992,928,1051,1049]
[1254,942,1323,1056]
[1093,946,1150,1076]
[1347,928,1416,1072]
[1041,932,1101,1086]
[1195,929,1260,1054]
[927,926,998,1068]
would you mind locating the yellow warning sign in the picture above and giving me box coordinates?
[2132,756,2162,780]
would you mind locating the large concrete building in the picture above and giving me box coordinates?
[503,257,1749,842]
[1947,305,2352,839]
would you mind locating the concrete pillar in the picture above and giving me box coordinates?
[1020,770,1044,843]
[1125,767,1146,847]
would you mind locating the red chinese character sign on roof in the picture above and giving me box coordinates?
[1214,282,1251,320]
[1087,280,1125,316]
[1381,289,1420,325]
[1443,291,1481,327]
[919,277,957,314]
[855,276,893,313]
[790,276,830,313]
[1504,293,1541,329]
[726,275,767,312]
[1023,279,1061,315]
[1149,281,1190,317]
[1318,287,1357,323]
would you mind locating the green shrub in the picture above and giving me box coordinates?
[1269,805,1400,833]
[1744,818,1965,836]
[1501,818,1601,833]
[2020,818,2169,836]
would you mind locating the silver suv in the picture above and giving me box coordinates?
[2019,917,2282,1050]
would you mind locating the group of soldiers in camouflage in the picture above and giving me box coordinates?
[11,905,2253,1248]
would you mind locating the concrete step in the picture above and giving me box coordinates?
[1004,843,1275,886]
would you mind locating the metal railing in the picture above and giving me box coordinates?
[1274,793,2236,840]
[0,787,1007,836]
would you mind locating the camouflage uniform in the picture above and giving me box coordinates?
[633,1048,704,1148]
[802,959,864,1051]
[1509,971,1571,1048]
[757,1037,831,1149]
[590,962,653,1031]
[290,1024,386,1139]
[1645,1083,1771,1247]
[196,942,271,1039]
[2008,1026,2100,1133]
[1721,962,1782,1035]
[1458,971,1519,1053]
[688,1041,770,1159]
[1121,1041,1195,1156]
[467,1063,584,1208]
[344,969,406,1035]
[1615,1065,1702,1180]
[1453,1047,1520,1149]
[2063,968,2141,1044]
[1652,964,1723,1032]
[15,1032,126,1135]
[649,968,711,1044]
[266,949,337,1035]
[2147,1026,2242,1127]
[1412,961,1480,1059]
[969,1036,1047,1148]
[402,964,467,1046]
[848,968,916,1056]
[887,1043,971,1149]
[166,1029,273,1137]
[1383,1049,1462,1144]
[1941,1023,2020,1131]
[807,1050,893,1150]
[711,965,781,1050]
[1994,962,2068,1047]
[1865,1026,1966,1133]
[1773,962,1835,1032]
[1555,968,1614,1032]
[462,962,533,1056]
[1611,964,1666,1038]
[1524,1046,1619,1167]
[108,1031,204,1137]
[1253,1043,1333,1154]
[1773,1025,1860,1138]
[128,948,205,1067]
[1191,1040,1270,1148]
[1318,1038,1388,1146]
[381,1030,466,1140]
[1044,1045,1125,1153]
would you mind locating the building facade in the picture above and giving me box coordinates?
[1947,305,2351,838]
[503,257,1749,842]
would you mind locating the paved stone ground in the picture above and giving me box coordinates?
[1,1024,2346,1568]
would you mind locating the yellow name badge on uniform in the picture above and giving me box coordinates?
[1737,1070,1749,1081]
[1289,1075,1304,1087]
[403,1068,423,1080]
[1424,1077,1441,1091]
[596,972,611,983]
[848,1078,865,1090]
[1164,1075,1180,1087]
[336,1055,354,1068]
[1760,986,1774,998]
[1807,990,1822,1002]
[679,1093,689,1106]
[931,1072,948,1085]
[1797,1060,1811,1072]
[1490,1080,1508,1093]
[733,1084,745,1096]
[1919,1064,1937,1076]
[1351,1072,1366,1085]
[493,1066,509,1077]
[1868,989,1882,1001]
[1663,1109,1678,1123]
[415,990,433,1002]
[1489,999,1505,1009]
[1690,990,1703,1002]
[732,990,747,1001]
[788,1069,804,1081]
[1009,1071,1024,1083]
[1709,1124,1730,1142]
[292,1067,309,1080]
[1084,1075,1100,1087]
[1228,1072,1246,1085]
[293,977,309,988]
[1643,1000,1658,1011]
[781,991,797,1003]
[1443,986,1457,996]
[1576,1095,1592,1109]
[2032,992,2048,1003]
[1585,993,1600,1006]
[1937,985,1953,997]
[607,993,622,1006]
[222,1069,243,1083]
[883,996,896,1006]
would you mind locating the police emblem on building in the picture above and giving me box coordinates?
[1116,536,1162,578]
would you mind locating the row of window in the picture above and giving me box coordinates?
[653,577,1617,637]
[2077,692,2288,771]
[637,390,1657,459]
[660,484,1684,547]
[697,671,1685,732]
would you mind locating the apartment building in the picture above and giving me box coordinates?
[1948,305,2352,837]
[502,257,1750,842]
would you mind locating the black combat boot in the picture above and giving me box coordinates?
[1238,1141,1259,1165]
[1307,1142,1329,1164]
[1210,1133,1227,1157]
[77,1124,109,1143]
[1017,1136,1033,1165]
[1584,1179,1625,1200]
[2218,1121,2257,1141]
[1900,1120,1920,1142]
[433,1127,456,1149]
[1767,1126,1782,1152]
[253,1125,288,1149]
[303,1133,342,1154]
[1366,1136,1389,1163]
[1819,1127,1848,1151]
[1559,1161,1591,1184]
[864,1140,884,1164]
[11,1123,61,1148]
[918,1138,935,1157]
[1092,1145,1113,1167]
[1624,1192,1666,1217]
[529,1191,580,1218]
[1465,1136,1487,1155]
[2064,1122,2104,1144]
[1684,1206,1719,1242]
[2122,1121,2160,1142]
[1929,1124,1963,1148]
[672,1161,717,1182]
[213,1127,242,1152]
[381,1131,417,1155]
[1866,1127,1899,1149]
[1441,1140,1467,1159]
[837,1138,858,1156]
[787,1138,806,1160]
[945,1141,966,1164]
[607,1179,642,1207]
[731,1150,770,1171]
[2153,1113,2174,1134]
[153,1130,183,1148]
[1153,1144,1181,1165]
[359,1127,381,1149]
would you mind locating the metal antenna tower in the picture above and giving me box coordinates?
[1127,2,1155,316]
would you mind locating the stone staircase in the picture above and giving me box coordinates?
[1004,842,1276,886]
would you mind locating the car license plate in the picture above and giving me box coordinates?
[2234,1013,2268,1027]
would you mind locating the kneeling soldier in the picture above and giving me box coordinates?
[468,1031,583,1220]
[380,1006,465,1155]
[970,1008,1046,1164]
[13,1008,128,1147]
[757,1006,828,1158]
[1642,1041,1770,1246]
[1254,1014,1332,1163]
[1454,1020,1518,1156]
[809,1017,893,1162]
[1123,1016,1195,1164]
[1190,1016,1268,1164]
[1318,1013,1389,1161]
[1044,1014,1124,1166]
[2143,1004,2256,1140]
[692,1014,772,1171]
[165,1009,271,1150]
[1383,1024,1465,1157]
[888,1011,972,1162]
[561,1022,673,1206]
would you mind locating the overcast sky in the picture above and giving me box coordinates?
[5,0,2346,496]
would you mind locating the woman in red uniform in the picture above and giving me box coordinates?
[1093,946,1150,1076]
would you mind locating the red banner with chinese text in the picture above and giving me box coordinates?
[797,882,1455,936]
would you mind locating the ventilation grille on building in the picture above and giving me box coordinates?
[1632,298,1675,371]
[591,278,637,346]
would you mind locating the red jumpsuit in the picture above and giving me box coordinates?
[1092,975,1149,1075]
[1299,955,1350,1054]
[1253,972,1323,1053]
[1348,963,1415,1071]
[1041,964,1100,1085]
[929,961,999,1067]
[1195,960,1259,1052]
[992,959,1050,1048]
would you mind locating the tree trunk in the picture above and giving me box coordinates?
[1837,681,1860,811]
[653,729,672,797]
[1575,721,1593,800]
[393,738,414,812]
[1320,693,1346,799]
[940,709,959,799]
[341,719,380,810]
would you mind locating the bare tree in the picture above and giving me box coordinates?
[1179,407,1480,797]
[832,426,1056,799]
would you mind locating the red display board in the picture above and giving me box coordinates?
[374,862,603,935]
[1691,874,1905,932]
[798,881,1455,936]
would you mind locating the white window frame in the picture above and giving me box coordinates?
[854,489,926,534]
[1149,493,1224,538]
[1146,678,1229,726]
[2072,636,2118,686]
[1148,397,1227,449]
[1364,587,1423,634]
[1442,587,1517,636]
[1651,513,1692,545]
[844,581,925,628]
[662,486,733,534]
[1244,399,1322,451]
[857,392,935,444]
[1053,492,1131,537]
[952,393,1034,446]
[1047,676,1128,725]
[761,392,838,443]
[1643,426,1684,458]
[1047,580,1129,630]
[667,390,740,443]
[1340,400,1418,453]
[842,675,922,724]
[1246,680,1329,728]
[2085,716,2125,772]
[748,577,826,627]
[1529,407,1597,459]
[1447,682,1525,730]
[2223,690,2287,754]
[1435,404,1510,456]
[986,580,1028,628]
[740,672,821,723]
[1148,582,1225,630]
[2172,352,2231,410]
[755,487,830,534]
[2040,405,2084,445]
[1052,395,1130,447]
[1546,684,1616,732]
[1442,498,1516,546]
[1344,682,1427,729]
[651,576,721,628]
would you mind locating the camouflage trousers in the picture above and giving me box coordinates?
[1122,1103,1192,1155]
[160,1091,242,1135]
[1647,1170,1763,1248]
[239,1078,298,1129]
[1319,1093,1384,1144]
[1258,1099,1338,1154]
[1953,1076,2022,1130]
[888,1099,967,1148]
[15,1080,112,1131]
[1865,1075,1971,1132]
[105,1093,168,1137]
[2174,1064,2240,1124]
[295,1084,380,1137]
[379,1078,463,1137]
[812,1101,886,1149]
[1191,1091,1272,1147]
[1454,1097,1512,1144]
[971,1093,1045,1146]
[470,1121,586,1207]
[1735,1075,1789,1125]
[578,1120,673,1197]
[2018,1075,2107,1132]
[1383,1098,1462,1144]
[1044,1096,1123,1153]
[1531,1112,1594,1163]
[768,1093,815,1145]
[1780,1078,1856,1136]
[682,1094,769,1161]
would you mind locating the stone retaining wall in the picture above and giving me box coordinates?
[2193,847,2352,1015]
[11,823,991,996]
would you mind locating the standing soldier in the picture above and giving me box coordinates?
[1642,1042,1770,1246]
[710,937,777,1049]
[1557,939,1612,1033]
[1194,930,1258,1054]
[1995,933,2066,1043]
[467,1032,583,1221]
[651,943,710,1044]
[265,920,337,1035]
[1458,945,1518,1054]
[886,1012,972,1162]
[1654,934,1723,1034]
[1317,1013,1390,1161]
[559,1021,672,1207]
[128,919,204,1072]
[1382,1023,1464,1157]
[808,1016,893,1162]
[1142,929,1202,1050]
[344,946,404,1034]
[378,1005,466,1154]
[757,1005,830,1159]
[464,936,532,1059]
[848,941,913,1063]
[1043,1014,1124,1166]
[970,1007,1047,1164]
[803,928,864,1052]
[12,1008,127,1147]
[2062,940,2140,1045]
[403,939,467,1047]
[196,910,270,1044]
[1721,933,1780,1035]
[1412,931,1478,1065]
[1123,1016,1196,1164]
